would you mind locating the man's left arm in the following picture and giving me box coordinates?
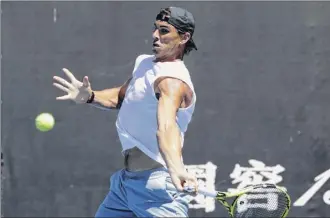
[155,77,197,192]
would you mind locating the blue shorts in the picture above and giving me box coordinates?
[95,167,192,217]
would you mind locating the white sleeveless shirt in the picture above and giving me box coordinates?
[115,54,196,167]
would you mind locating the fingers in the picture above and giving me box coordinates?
[172,177,185,192]
[171,172,198,194]
[53,82,69,93]
[56,94,71,100]
[62,68,76,82]
[82,76,90,88]
[53,76,74,90]
[184,174,198,193]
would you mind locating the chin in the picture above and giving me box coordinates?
[152,50,161,57]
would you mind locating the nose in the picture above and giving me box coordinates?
[152,29,159,40]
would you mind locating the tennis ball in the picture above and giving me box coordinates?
[35,113,55,132]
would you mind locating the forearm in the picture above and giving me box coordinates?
[157,125,185,174]
[89,87,122,110]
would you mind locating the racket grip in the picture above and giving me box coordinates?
[166,183,217,198]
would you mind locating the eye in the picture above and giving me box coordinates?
[159,28,169,35]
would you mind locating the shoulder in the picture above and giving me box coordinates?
[156,77,187,106]
[153,60,189,75]
[131,54,155,75]
[153,61,195,106]
[156,76,194,109]
[135,54,155,65]
[154,60,194,91]
[154,62,192,96]
[132,54,154,72]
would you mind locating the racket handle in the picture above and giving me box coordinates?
[166,183,217,198]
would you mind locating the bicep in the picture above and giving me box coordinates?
[156,77,185,131]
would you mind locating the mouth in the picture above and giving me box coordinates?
[152,43,160,48]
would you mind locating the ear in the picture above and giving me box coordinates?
[180,32,191,45]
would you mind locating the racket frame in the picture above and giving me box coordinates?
[215,183,291,218]
[166,181,291,218]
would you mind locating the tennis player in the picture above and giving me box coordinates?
[53,7,198,217]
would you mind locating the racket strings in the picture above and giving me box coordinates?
[232,186,290,218]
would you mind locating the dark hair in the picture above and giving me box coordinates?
[183,39,195,55]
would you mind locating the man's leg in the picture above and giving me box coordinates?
[95,202,135,217]
[95,169,136,218]
[124,168,193,217]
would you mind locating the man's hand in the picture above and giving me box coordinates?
[53,68,92,104]
[169,168,198,194]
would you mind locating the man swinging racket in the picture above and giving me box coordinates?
[53,6,198,217]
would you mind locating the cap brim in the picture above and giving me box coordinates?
[190,38,198,50]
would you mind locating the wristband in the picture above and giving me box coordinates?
[86,92,95,103]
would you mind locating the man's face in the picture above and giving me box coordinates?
[152,20,183,61]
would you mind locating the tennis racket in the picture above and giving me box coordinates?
[166,182,291,217]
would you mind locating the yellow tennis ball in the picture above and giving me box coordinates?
[35,113,55,132]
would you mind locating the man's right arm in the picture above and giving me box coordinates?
[88,77,132,110]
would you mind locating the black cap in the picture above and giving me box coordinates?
[156,7,197,50]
